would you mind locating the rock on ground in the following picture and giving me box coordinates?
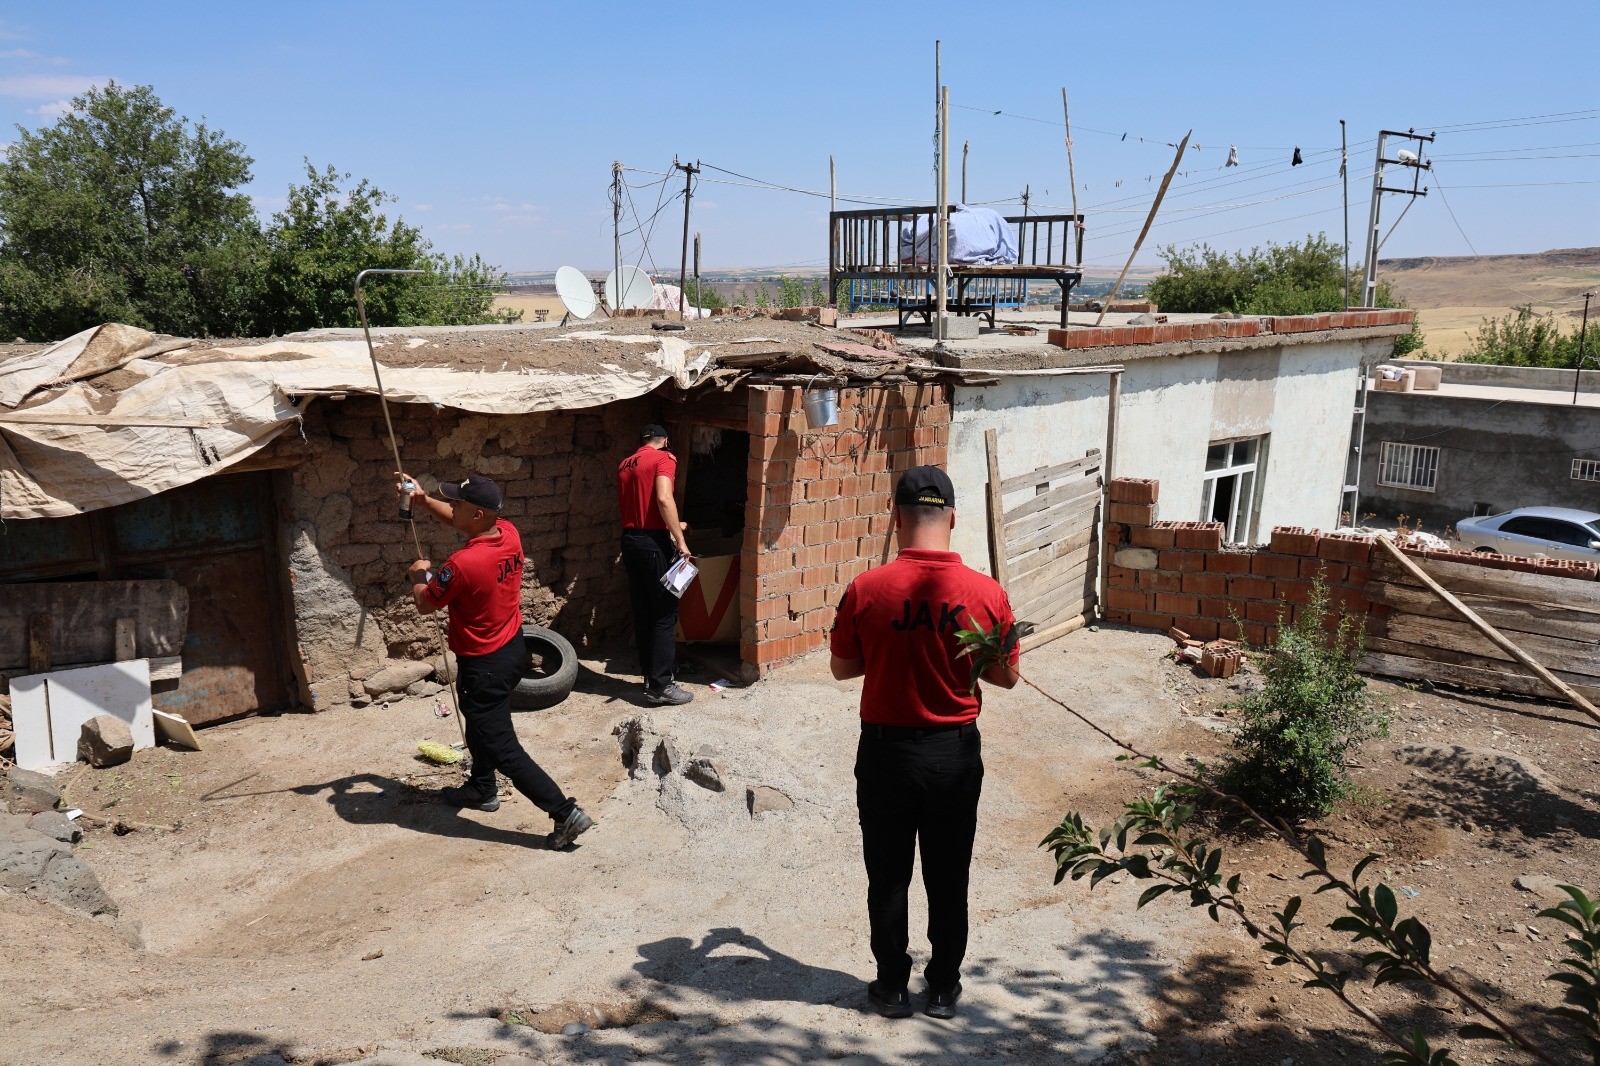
[1514,873,1573,901]
[5,767,60,815]
[0,812,116,917]
[78,715,134,768]
[363,661,434,697]
[746,785,794,816]
[29,811,80,845]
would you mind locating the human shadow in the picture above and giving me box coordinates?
[632,926,860,1008]
[151,1029,296,1064]
[291,772,552,850]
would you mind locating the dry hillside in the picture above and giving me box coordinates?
[1379,246,1600,355]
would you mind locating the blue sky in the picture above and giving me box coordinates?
[1,2,1596,276]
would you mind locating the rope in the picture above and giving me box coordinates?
[353,268,466,745]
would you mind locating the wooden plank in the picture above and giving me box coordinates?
[148,656,182,683]
[1363,649,1600,706]
[999,450,1102,496]
[0,581,188,672]
[1366,636,1600,689]
[1384,614,1600,679]
[27,614,52,674]
[1371,552,1600,611]
[1003,475,1101,526]
[1003,481,1102,539]
[1021,614,1087,654]
[1010,551,1093,607]
[153,709,202,751]
[1005,498,1099,557]
[1369,581,1600,643]
[114,619,137,662]
[1009,532,1094,583]
[1015,567,1090,620]
[985,429,1009,588]
[1374,538,1600,723]
[1018,591,1087,631]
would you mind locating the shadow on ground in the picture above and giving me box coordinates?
[290,772,553,849]
[1395,743,1600,841]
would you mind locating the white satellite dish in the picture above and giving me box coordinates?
[554,266,596,321]
[605,264,654,311]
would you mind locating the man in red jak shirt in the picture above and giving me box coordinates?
[398,472,594,851]
[616,423,695,706]
[829,466,1020,1020]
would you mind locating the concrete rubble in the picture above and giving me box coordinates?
[0,767,126,933]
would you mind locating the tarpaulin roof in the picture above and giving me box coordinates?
[0,323,709,519]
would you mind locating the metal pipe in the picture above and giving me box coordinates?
[1361,132,1388,307]
[353,267,465,742]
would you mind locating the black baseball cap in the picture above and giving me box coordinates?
[641,423,669,441]
[438,476,503,510]
[895,466,956,509]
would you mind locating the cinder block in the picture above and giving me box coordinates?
[1318,533,1374,565]
[1138,570,1182,593]
[1270,527,1322,557]
[1173,522,1224,551]
[1154,593,1199,616]
[1128,611,1176,632]
[1207,552,1254,574]
[1107,587,1151,612]
[1181,572,1227,597]
[1159,550,1205,572]
[1298,558,1346,582]
[1109,478,1159,505]
[1251,553,1300,579]
[1176,616,1220,641]
[1130,526,1177,549]
[1228,576,1275,600]
[1108,502,1157,526]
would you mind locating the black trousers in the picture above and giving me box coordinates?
[855,723,984,993]
[457,632,576,823]
[621,529,679,691]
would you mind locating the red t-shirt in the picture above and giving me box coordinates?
[424,519,525,656]
[617,445,677,530]
[830,548,1019,727]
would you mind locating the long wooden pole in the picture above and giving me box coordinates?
[1374,537,1600,724]
[937,85,950,337]
[985,427,1009,588]
[1096,130,1190,327]
[1061,88,1080,263]
[1097,370,1121,618]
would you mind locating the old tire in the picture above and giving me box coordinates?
[511,624,579,711]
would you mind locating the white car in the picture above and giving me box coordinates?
[1455,506,1600,563]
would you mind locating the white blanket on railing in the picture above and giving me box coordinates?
[898,204,1019,266]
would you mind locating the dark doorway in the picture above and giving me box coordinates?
[0,472,295,723]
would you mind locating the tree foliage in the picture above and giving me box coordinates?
[1147,234,1423,356]
[1456,303,1600,369]
[0,81,262,339]
[0,83,514,341]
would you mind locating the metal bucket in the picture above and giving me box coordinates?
[803,385,839,428]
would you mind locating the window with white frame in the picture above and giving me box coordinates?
[1573,458,1600,482]
[1199,436,1266,544]
[1377,442,1440,492]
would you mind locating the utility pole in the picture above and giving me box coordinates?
[1575,290,1596,405]
[936,84,950,340]
[961,140,969,204]
[674,159,699,319]
[1361,128,1434,307]
[1340,120,1350,309]
[611,161,623,314]
[1061,88,1080,266]
[693,233,702,313]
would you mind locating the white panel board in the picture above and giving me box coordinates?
[10,674,53,771]
[40,660,155,757]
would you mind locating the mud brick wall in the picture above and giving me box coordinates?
[740,383,950,676]
[1102,477,1598,647]
[282,394,653,708]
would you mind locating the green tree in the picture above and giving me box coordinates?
[0,81,264,339]
[1147,234,1421,356]
[256,161,517,335]
[1457,304,1599,368]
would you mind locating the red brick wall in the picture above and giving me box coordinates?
[740,383,950,675]
[1102,477,1597,646]
[1048,309,1415,350]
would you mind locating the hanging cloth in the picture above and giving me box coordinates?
[1291,146,1303,166]
[1226,144,1239,167]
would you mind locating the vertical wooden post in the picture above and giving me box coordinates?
[114,618,137,661]
[985,428,1009,588]
[27,614,51,675]
[1097,370,1123,617]
[1096,131,1190,326]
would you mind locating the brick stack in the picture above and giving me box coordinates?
[1102,478,1379,645]
[1048,309,1415,350]
[740,383,950,675]
[1102,476,1598,647]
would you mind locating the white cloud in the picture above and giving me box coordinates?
[27,99,72,119]
[0,48,40,59]
[0,21,26,41]
[412,203,433,211]
[432,222,473,232]
[0,73,106,100]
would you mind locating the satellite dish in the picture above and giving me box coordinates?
[554,266,596,321]
[605,265,654,311]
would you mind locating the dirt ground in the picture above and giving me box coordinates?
[2,628,1596,1065]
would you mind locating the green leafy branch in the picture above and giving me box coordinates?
[957,618,1574,1065]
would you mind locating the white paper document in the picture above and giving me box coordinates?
[661,557,699,599]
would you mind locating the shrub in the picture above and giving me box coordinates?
[1220,578,1389,819]
[1456,303,1600,368]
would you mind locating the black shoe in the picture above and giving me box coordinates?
[439,784,500,813]
[925,981,962,1020]
[644,683,694,706]
[547,806,595,850]
[867,980,913,1019]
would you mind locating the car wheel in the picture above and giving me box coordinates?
[511,624,579,711]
